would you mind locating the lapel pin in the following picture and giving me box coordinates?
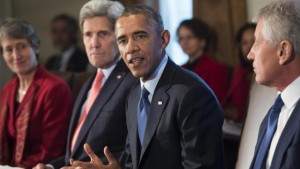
[158,101,163,105]
[116,75,122,79]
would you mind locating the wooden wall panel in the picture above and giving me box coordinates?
[193,0,246,66]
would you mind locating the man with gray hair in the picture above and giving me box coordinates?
[248,0,300,168]
[34,0,137,168]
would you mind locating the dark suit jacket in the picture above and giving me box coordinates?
[45,47,89,72]
[50,60,138,168]
[124,59,224,169]
[250,99,300,169]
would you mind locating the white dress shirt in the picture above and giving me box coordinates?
[266,76,300,168]
[140,55,168,103]
[59,46,76,71]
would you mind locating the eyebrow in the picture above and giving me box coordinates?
[117,35,126,41]
[133,30,148,35]
[117,30,149,41]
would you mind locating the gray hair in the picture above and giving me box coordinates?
[119,4,164,34]
[79,0,124,32]
[257,0,300,55]
[0,18,40,53]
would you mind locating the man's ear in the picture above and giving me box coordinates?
[278,40,294,65]
[161,30,170,49]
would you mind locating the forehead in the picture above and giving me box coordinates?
[83,16,113,32]
[1,38,28,47]
[255,19,264,37]
[242,29,255,38]
[115,14,155,35]
[52,19,68,26]
[178,26,193,35]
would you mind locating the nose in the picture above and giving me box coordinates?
[12,48,22,60]
[247,47,254,61]
[91,35,101,48]
[125,39,139,55]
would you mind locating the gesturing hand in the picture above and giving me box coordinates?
[67,143,121,169]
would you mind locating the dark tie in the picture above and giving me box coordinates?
[137,86,150,145]
[253,94,284,169]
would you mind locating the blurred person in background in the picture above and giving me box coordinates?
[223,23,256,122]
[177,18,229,104]
[222,23,256,169]
[0,18,72,168]
[45,13,89,72]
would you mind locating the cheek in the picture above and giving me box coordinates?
[83,39,90,49]
[241,45,248,55]
[118,43,131,60]
[179,41,186,47]
[3,55,10,64]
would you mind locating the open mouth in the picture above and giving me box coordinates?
[129,57,144,64]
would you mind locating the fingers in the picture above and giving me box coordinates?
[60,166,77,169]
[68,144,120,169]
[70,158,75,166]
[33,163,45,169]
[103,146,117,164]
[84,143,103,165]
[70,160,98,169]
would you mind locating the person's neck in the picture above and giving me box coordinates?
[17,66,37,91]
[188,50,204,63]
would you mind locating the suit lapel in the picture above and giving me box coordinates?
[271,99,300,169]
[139,87,169,162]
[250,109,270,168]
[65,74,94,162]
[127,86,140,169]
[138,59,176,163]
[72,61,128,156]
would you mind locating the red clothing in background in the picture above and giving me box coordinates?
[0,65,72,168]
[223,64,253,122]
[182,54,229,104]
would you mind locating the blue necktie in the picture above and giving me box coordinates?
[253,94,284,169]
[137,86,150,145]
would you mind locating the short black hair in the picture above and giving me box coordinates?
[52,13,79,34]
[177,18,217,53]
[236,23,256,67]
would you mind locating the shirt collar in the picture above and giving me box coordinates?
[97,56,121,79]
[140,54,168,99]
[280,76,300,109]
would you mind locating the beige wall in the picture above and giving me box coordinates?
[13,0,87,64]
[0,0,13,89]
[0,0,273,89]
[246,0,273,21]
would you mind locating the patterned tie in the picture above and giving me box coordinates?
[253,94,284,169]
[137,86,150,145]
[71,71,104,151]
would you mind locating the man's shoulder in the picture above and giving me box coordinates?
[166,62,207,87]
